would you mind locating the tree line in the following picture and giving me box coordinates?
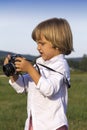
[67,54,87,72]
[0,54,87,73]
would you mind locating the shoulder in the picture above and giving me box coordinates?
[50,55,70,76]
[50,55,68,68]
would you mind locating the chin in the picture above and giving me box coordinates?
[42,56,50,61]
[42,56,47,61]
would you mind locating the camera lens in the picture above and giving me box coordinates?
[3,63,16,77]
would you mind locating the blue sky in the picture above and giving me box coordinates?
[0,0,87,58]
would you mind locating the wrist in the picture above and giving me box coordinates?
[10,74,19,83]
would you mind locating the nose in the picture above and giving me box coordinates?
[37,44,41,51]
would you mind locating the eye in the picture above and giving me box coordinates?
[41,42,45,45]
[38,42,45,46]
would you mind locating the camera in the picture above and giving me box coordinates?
[3,54,22,77]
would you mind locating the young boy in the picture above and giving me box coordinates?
[4,18,73,130]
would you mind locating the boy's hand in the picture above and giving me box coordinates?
[15,57,30,73]
[4,55,11,65]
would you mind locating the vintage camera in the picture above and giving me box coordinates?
[3,54,22,77]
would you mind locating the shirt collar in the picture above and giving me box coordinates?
[37,54,65,65]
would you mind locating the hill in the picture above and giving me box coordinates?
[0,50,82,61]
[0,50,87,72]
[0,50,38,61]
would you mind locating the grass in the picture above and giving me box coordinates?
[67,72,87,130]
[0,72,87,130]
[0,76,27,130]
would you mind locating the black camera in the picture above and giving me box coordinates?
[3,54,21,77]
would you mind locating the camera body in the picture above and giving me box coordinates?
[3,54,21,77]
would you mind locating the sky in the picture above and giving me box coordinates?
[0,0,87,58]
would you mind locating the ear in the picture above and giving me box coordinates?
[55,47,59,50]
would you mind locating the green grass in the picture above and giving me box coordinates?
[0,76,27,130]
[0,73,87,130]
[67,72,87,130]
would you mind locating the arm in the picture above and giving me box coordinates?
[3,55,27,93]
[15,57,41,85]
[9,74,30,93]
[4,55,41,85]
[15,57,65,97]
[36,72,64,97]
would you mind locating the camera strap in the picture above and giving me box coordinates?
[36,63,71,88]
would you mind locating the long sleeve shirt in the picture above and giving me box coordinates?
[9,54,70,130]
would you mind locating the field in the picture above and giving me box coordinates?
[68,72,87,130]
[0,76,27,130]
[0,72,87,130]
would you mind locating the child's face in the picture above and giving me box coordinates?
[36,35,60,61]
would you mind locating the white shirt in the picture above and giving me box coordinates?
[9,54,70,130]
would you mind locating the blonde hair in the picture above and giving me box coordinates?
[32,18,73,55]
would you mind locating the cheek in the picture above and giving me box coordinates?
[45,51,53,59]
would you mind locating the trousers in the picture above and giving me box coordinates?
[29,117,33,130]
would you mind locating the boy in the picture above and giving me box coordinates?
[4,18,73,130]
